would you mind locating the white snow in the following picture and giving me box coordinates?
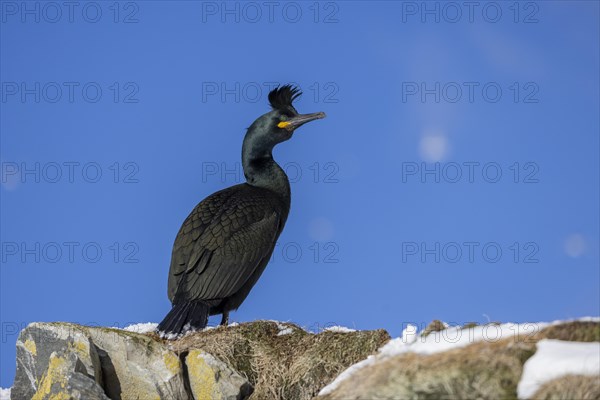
[276,323,293,336]
[517,339,600,399]
[0,387,10,400]
[319,321,532,396]
[319,317,599,396]
[265,320,296,336]
[156,321,239,340]
[324,326,356,333]
[277,327,293,336]
[158,323,214,340]
[400,324,418,344]
[123,322,158,334]
[161,331,182,340]
[159,320,241,339]
[390,322,547,357]
[318,354,379,396]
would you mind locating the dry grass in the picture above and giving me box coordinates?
[538,321,600,342]
[532,374,600,400]
[162,321,390,400]
[142,319,599,400]
[319,320,600,399]
[320,338,537,400]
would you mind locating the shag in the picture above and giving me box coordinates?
[158,85,326,335]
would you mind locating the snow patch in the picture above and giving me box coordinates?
[158,321,239,340]
[277,323,293,336]
[123,322,158,334]
[517,339,600,399]
[324,326,356,333]
[0,387,10,400]
[318,355,379,396]
[319,317,599,396]
[265,320,296,336]
[160,331,182,340]
[401,324,418,344]
[381,322,548,357]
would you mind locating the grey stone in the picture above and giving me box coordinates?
[11,323,189,400]
[12,322,102,400]
[185,349,252,400]
[86,327,189,400]
[30,350,109,400]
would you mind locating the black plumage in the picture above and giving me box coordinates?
[158,85,326,335]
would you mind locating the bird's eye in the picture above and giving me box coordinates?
[277,115,291,129]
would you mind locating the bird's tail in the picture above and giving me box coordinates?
[157,300,210,336]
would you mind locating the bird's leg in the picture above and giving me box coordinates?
[220,311,229,326]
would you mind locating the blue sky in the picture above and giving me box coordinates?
[1,1,598,388]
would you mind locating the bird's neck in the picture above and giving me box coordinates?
[242,149,291,201]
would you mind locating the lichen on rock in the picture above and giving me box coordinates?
[31,350,109,400]
[12,322,188,400]
[12,322,103,400]
[185,349,252,400]
[8,319,598,400]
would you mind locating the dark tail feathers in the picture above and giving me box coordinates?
[157,300,210,336]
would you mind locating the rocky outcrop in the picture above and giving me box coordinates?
[317,335,536,399]
[13,322,105,400]
[9,321,389,400]
[7,319,599,400]
[317,320,600,400]
[13,322,189,400]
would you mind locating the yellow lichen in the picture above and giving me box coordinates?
[49,392,70,400]
[186,350,221,400]
[24,339,37,356]
[32,354,67,400]
[68,339,89,360]
[162,352,181,375]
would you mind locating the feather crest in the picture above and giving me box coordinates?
[268,85,302,110]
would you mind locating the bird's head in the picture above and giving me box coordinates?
[244,85,326,151]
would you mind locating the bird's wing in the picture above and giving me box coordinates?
[168,185,283,303]
[168,187,234,281]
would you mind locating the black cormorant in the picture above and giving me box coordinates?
[158,85,326,335]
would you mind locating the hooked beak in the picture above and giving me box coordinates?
[278,112,326,131]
